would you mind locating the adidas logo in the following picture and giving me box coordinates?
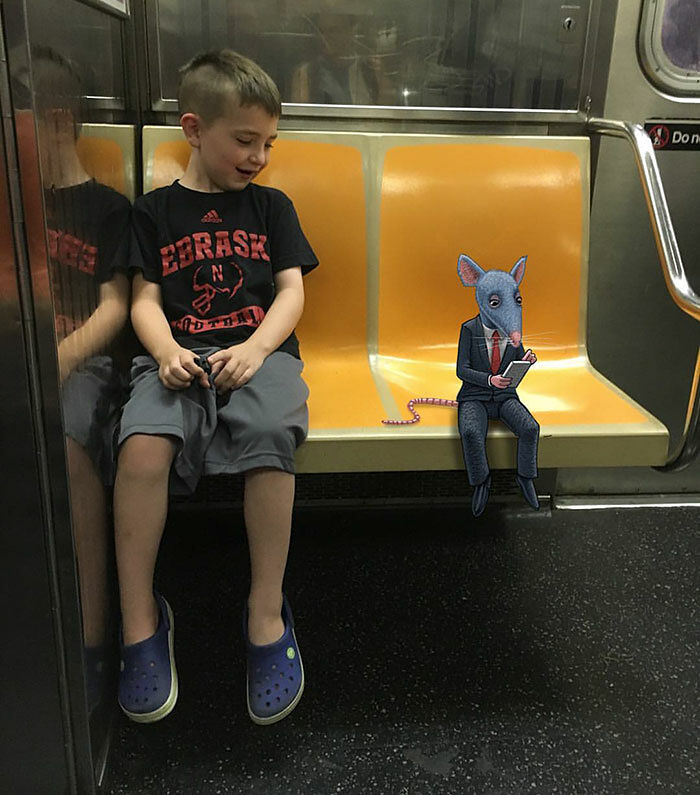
[201,209,223,223]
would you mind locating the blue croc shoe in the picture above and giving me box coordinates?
[118,592,178,723]
[245,595,305,725]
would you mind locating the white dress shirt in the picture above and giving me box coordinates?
[482,323,509,364]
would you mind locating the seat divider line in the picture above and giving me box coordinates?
[364,134,401,421]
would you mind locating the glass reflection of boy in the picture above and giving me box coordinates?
[31,46,131,710]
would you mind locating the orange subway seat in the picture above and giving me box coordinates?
[257,139,382,430]
[76,136,126,195]
[376,141,666,465]
[149,140,189,190]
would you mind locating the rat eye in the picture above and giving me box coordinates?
[515,295,522,305]
[489,295,501,308]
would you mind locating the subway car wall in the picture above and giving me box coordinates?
[0,0,698,793]
[2,1,137,793]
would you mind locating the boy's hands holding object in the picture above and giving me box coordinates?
[157,345,208,390]
[208,339,265,393]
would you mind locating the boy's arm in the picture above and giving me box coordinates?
[249,267,304,356]
[208,266,304,392]
[57,273,130,380]
[131,273,207,389]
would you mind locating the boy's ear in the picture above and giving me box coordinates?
[180,112,203,146]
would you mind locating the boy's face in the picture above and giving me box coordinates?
[188,103,279,192]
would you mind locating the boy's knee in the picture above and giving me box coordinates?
[241,415,292,455]
[118,434,176,482]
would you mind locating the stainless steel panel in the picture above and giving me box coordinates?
[0,4,92,793]
[4,0,137,788]
[570,0,700,494]
[0,33,75,795]
[153,95,588,126]
[588,117,700,322]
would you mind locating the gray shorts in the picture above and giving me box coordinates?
[118,349,309,494]
[61,355,125,486]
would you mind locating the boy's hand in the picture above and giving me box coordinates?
[208,340,265,393]
[157,346,208,390]
[523,349,537,364]
[490,375,512,389]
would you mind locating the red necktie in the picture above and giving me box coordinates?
[490,330,501,374]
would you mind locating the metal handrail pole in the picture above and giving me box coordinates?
[587,117,700,322]
[588,118,700,470]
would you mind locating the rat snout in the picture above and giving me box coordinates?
[510,331,521,346]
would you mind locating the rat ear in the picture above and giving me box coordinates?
[510,256,527,285]
[457,254,484,287]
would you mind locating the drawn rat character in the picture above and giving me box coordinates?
[382,253,540,517]
[456,254,539,516]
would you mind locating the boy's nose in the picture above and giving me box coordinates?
[249,145,267,166]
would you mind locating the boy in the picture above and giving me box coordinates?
[115,50,318,725]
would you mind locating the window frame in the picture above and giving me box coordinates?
[639,0,700,97]
[145,0,603,123]
[77,0,130,20]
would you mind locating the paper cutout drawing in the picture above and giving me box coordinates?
[383,254,540,517]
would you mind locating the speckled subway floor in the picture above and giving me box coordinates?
[104,503,699,794]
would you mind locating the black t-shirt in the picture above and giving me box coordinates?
[130,181,319,358]
[45,179,131,340]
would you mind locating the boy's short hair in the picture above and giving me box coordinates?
[178,50,281,122]
[23,45,84,138]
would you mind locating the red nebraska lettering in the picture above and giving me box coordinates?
[59,234,81,269]
[81,245,97,275]
[159,229,270,276]
[161,243,178,276]
[48,228,97,275]
[193,232,213,260]
[232,230,249,258]
[249,233,269,261]
[215,230,233,258]
[176,236,194,268]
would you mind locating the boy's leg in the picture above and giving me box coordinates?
[65,436,109,648]
[114,433,176,645]
[244,467,295,646]
[205,352,307,644]
[60,358,120,647]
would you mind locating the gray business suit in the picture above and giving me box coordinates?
[457,315,539,485]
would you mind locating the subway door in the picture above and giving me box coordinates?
[1,0,139,792]
[0,30,88,795]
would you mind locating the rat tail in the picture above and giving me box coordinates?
[382,397,459,425]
